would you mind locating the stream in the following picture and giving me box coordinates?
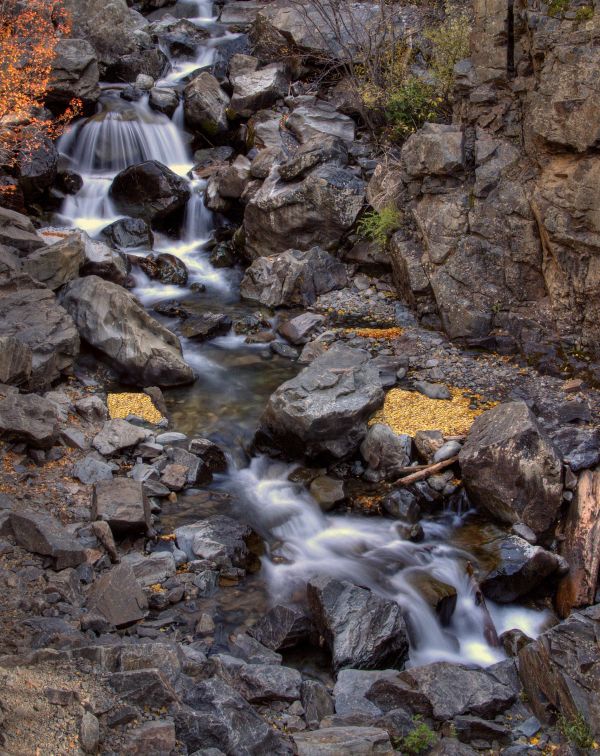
[54,0,549,670]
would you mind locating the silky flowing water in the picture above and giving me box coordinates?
[55,0,550,669]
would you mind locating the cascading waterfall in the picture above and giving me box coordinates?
[226,457,550,667]
[55,0,550,669]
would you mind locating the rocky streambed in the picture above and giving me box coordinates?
[0,0,600,754]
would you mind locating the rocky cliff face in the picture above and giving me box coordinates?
[386,0,600,365]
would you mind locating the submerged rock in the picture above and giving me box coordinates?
[61,275,194,387]
[257,345,384,459]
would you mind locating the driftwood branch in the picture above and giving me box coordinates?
[395,456,459,486]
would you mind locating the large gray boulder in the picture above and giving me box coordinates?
[230,64,288,117]
[248,605,311,651]
[278,135,348,182]
[175,678,290,755]
[519,604,600,736]
[244,163,365,259]
[61,275,194,387]
[184,72,230,137]
[459,401,563,536]
[0,274,78,389]
[360,424,412,482]
[286,99,356,145]
[366,661,518,720]
[22,234,84,290]
[48,38,100,105]
[0,386,59,448]
[110,161,190,225]
[307,576,409,672]
[0,336,32,387]
[240,247,348,307]
[257,345,384,459]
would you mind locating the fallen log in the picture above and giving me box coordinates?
[395,455,459,486]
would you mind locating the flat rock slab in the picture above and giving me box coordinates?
[292,726,393,755]
[93,478,150,536]
[87,563,148,627]
[93,419,152,456]
[10,509,86,569]
[122,551,176,587]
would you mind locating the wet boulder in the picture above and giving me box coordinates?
[459,401,563,536]
[17,136,59,201]
[480,534,564,602]
[230,64,288,117]
[0,386,60,448]
[61,275,194,387]
[366,661,518,720]
[80,234,128,285]
[248,605,311,651]
[10,509,86,569]
[110,160,190,225]
[48,38,100,105]
[244,164,365,259]
[174,514,261,570]
[257,345,384,459]
[240,247,348,308]
[181,313,232,341]
[184,72,230,137]
[100,218,154,250]
[136,252,188,285]
[307,576,409,672]
[519,604,600,735]
[149,86,179,117]
[360,424,412,482]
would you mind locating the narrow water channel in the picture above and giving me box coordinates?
[55,0,549,669]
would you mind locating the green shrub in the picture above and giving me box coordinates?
[575,4,594,20]
[358,205,402,248]
[426,11,471,96]
[558,713,594,749]
[401,716,437,755]
[385,77,441,138]
[548,0,570,16]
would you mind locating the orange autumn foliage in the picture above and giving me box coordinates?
[0,0,81,173]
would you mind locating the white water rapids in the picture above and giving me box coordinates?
[54,0,550,668]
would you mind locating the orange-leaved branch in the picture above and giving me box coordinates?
[0,0,81,173]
